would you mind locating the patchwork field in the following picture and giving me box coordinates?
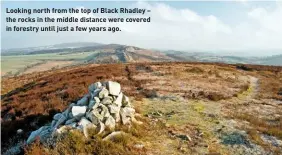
[1,52,94,76]
[22,61,75,74]
[1,62,282,154]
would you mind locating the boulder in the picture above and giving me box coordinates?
[39,128,52,141]
[62,110,69,118]
[99,104,110,118]
[77,95,90,106]
[54,114,67,129]
[83,124,96,138]
[96,121,105,135]
[122,95,131,107]
[103,131,126,141]
[66,122,77,128]
[78,117,97,138]
[120,107,135,125]
[88,97,100,110]
[114,92,123,107]
[68,111,73,119]
[17,129,23,134]
[121,107,135,117]
[98,87,109,99]
[133,144,145,149]
[78,117,92,127]
[106,81,121,96]
[88,82,102,93]
[131,117,143,125]
[56,125,71,134]
[53,113,62,120]
[112,113,121,123]
[87,105,109,124]
[86,111,101,125]
[62,103,75,117]
[101,96,113,105]
[26,126,50,144]
[72,106,87,119]
[52,126,73,137]
[51,120,57,128]
[104,115,115,131]
[65,118,76,125]
[108,104,120,114]
[91,88,102,98]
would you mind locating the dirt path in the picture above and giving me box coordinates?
[138,75,279,154]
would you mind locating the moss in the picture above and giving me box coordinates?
[193,102,205,113]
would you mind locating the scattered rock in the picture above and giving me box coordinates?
[67,122,77,128]
[107,81,121,96]
[122,95,131,107]
[120,107,135,125]
[88,97,100,110]
[77,95,90,106]
[89,82,102,93]
[177,134,192,141]
[51,120,56,128]
[101,96,113,105]
[78,117,93,129]
[114,92,123,107]
[99,87,109,99]
[68,112,73,119]
[131,117,143,125]
[133,143,145,149]
[54,114,67,129]
[16,129,23,134]
[105,115,116,130]
[86,110,101,125]
[26,126,51,144]
[103,131,126,141]
[65,118,76,125]
[108,104,120,114]
[96,121,105,135]
[72,106,87,118]
[78,117,97,138]
[112,113,121,123]
[55,125,71,134]
[53,113,62,120]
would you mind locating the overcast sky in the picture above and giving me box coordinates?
[1,1,282,56]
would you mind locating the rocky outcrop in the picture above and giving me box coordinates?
[26,81,138,144]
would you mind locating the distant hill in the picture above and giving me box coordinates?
[83,45,174,63]
[163,50,282,66]
[2,43,281,66]
[1,42,103,56]
[257,54,282,66]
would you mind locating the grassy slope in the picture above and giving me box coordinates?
[1,52,95,75]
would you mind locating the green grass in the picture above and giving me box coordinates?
[1,52,95,75]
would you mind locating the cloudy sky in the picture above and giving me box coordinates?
[1,1,282,56]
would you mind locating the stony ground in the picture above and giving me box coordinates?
[1,62,282,154]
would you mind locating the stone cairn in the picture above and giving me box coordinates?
[26,81,141,144]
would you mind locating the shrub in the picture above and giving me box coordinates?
[185,67,204,74]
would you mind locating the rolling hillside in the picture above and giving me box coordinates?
[1,62,282,154]
[1,43,281,77]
